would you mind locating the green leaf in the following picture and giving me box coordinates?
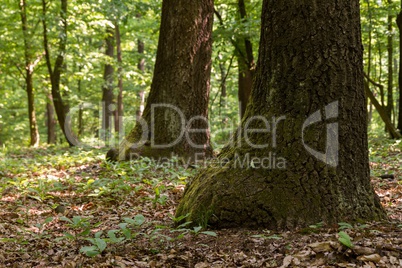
[44,217,54,224]
[200,231,217,237]
[62,232,75,240]
[107,230,125,243]
[80,246,100,257]
[193,226,202,233]
[78,228,91,237]
[338,222,353,230]
[121,228,132,239]
[59,216,73,224]
[94,238,107,252]
[133,214,145,226]
[338,231,354,248]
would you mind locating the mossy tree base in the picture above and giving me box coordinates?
[176,164,386,229]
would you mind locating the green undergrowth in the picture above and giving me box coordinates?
[0,136,400,258]
[0,145,217,258]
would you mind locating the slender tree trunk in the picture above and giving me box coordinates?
[0,123,3,146]
[364,79,401,138]
[177,0,386,229]
[42,0,73,146]
[46,93,57,144]
[136,38,146,119]
[77,78,84,137]
[219,60,227,111]
[366,0,373,124]
[387,0,394,133]
[101,26,115,143]
[19,0,40,147]
[397,7,402,131]
[108,0,214,162]
[237,0,255,119]
[115,23,123,133]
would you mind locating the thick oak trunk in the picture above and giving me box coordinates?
[109,0,214,162]
[176,0,386,229]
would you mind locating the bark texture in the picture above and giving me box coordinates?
[109,0,214,162]
[176,0,386,229]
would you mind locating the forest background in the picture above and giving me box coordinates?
[1,0,401,147]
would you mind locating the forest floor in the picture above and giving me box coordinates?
[0,138,401,267]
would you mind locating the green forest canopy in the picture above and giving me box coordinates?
[0,0,401,147]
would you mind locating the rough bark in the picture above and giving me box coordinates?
[108,0,214,162]
[397,9,402,131]
[42,0,73,146]
[19,0,40,147]
[176,0,386,229]
[101,26,115,142]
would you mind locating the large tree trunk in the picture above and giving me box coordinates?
[108,0,214,162]
[101,26,115,143]
[42,0,74,146]
[176,0,386,229]
[397,9,402,132]
[19,0,40,147]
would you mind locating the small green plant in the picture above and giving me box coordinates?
[338,222,354,230]
[118,214,146,239]
[80,231,107,257]
[309,222,324,229]
[58,216,93,241]
[338,231,354,248]
[79,214,146,257]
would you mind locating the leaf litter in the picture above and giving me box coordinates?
[0,141,401,267]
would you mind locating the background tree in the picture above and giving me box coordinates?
[236,0,255,119]
[19,0,41,147]
[42,0,73,146]
[397,2,402,131]
[108,0,215,161]
[177,0,386,229]
[101,26,115,143]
